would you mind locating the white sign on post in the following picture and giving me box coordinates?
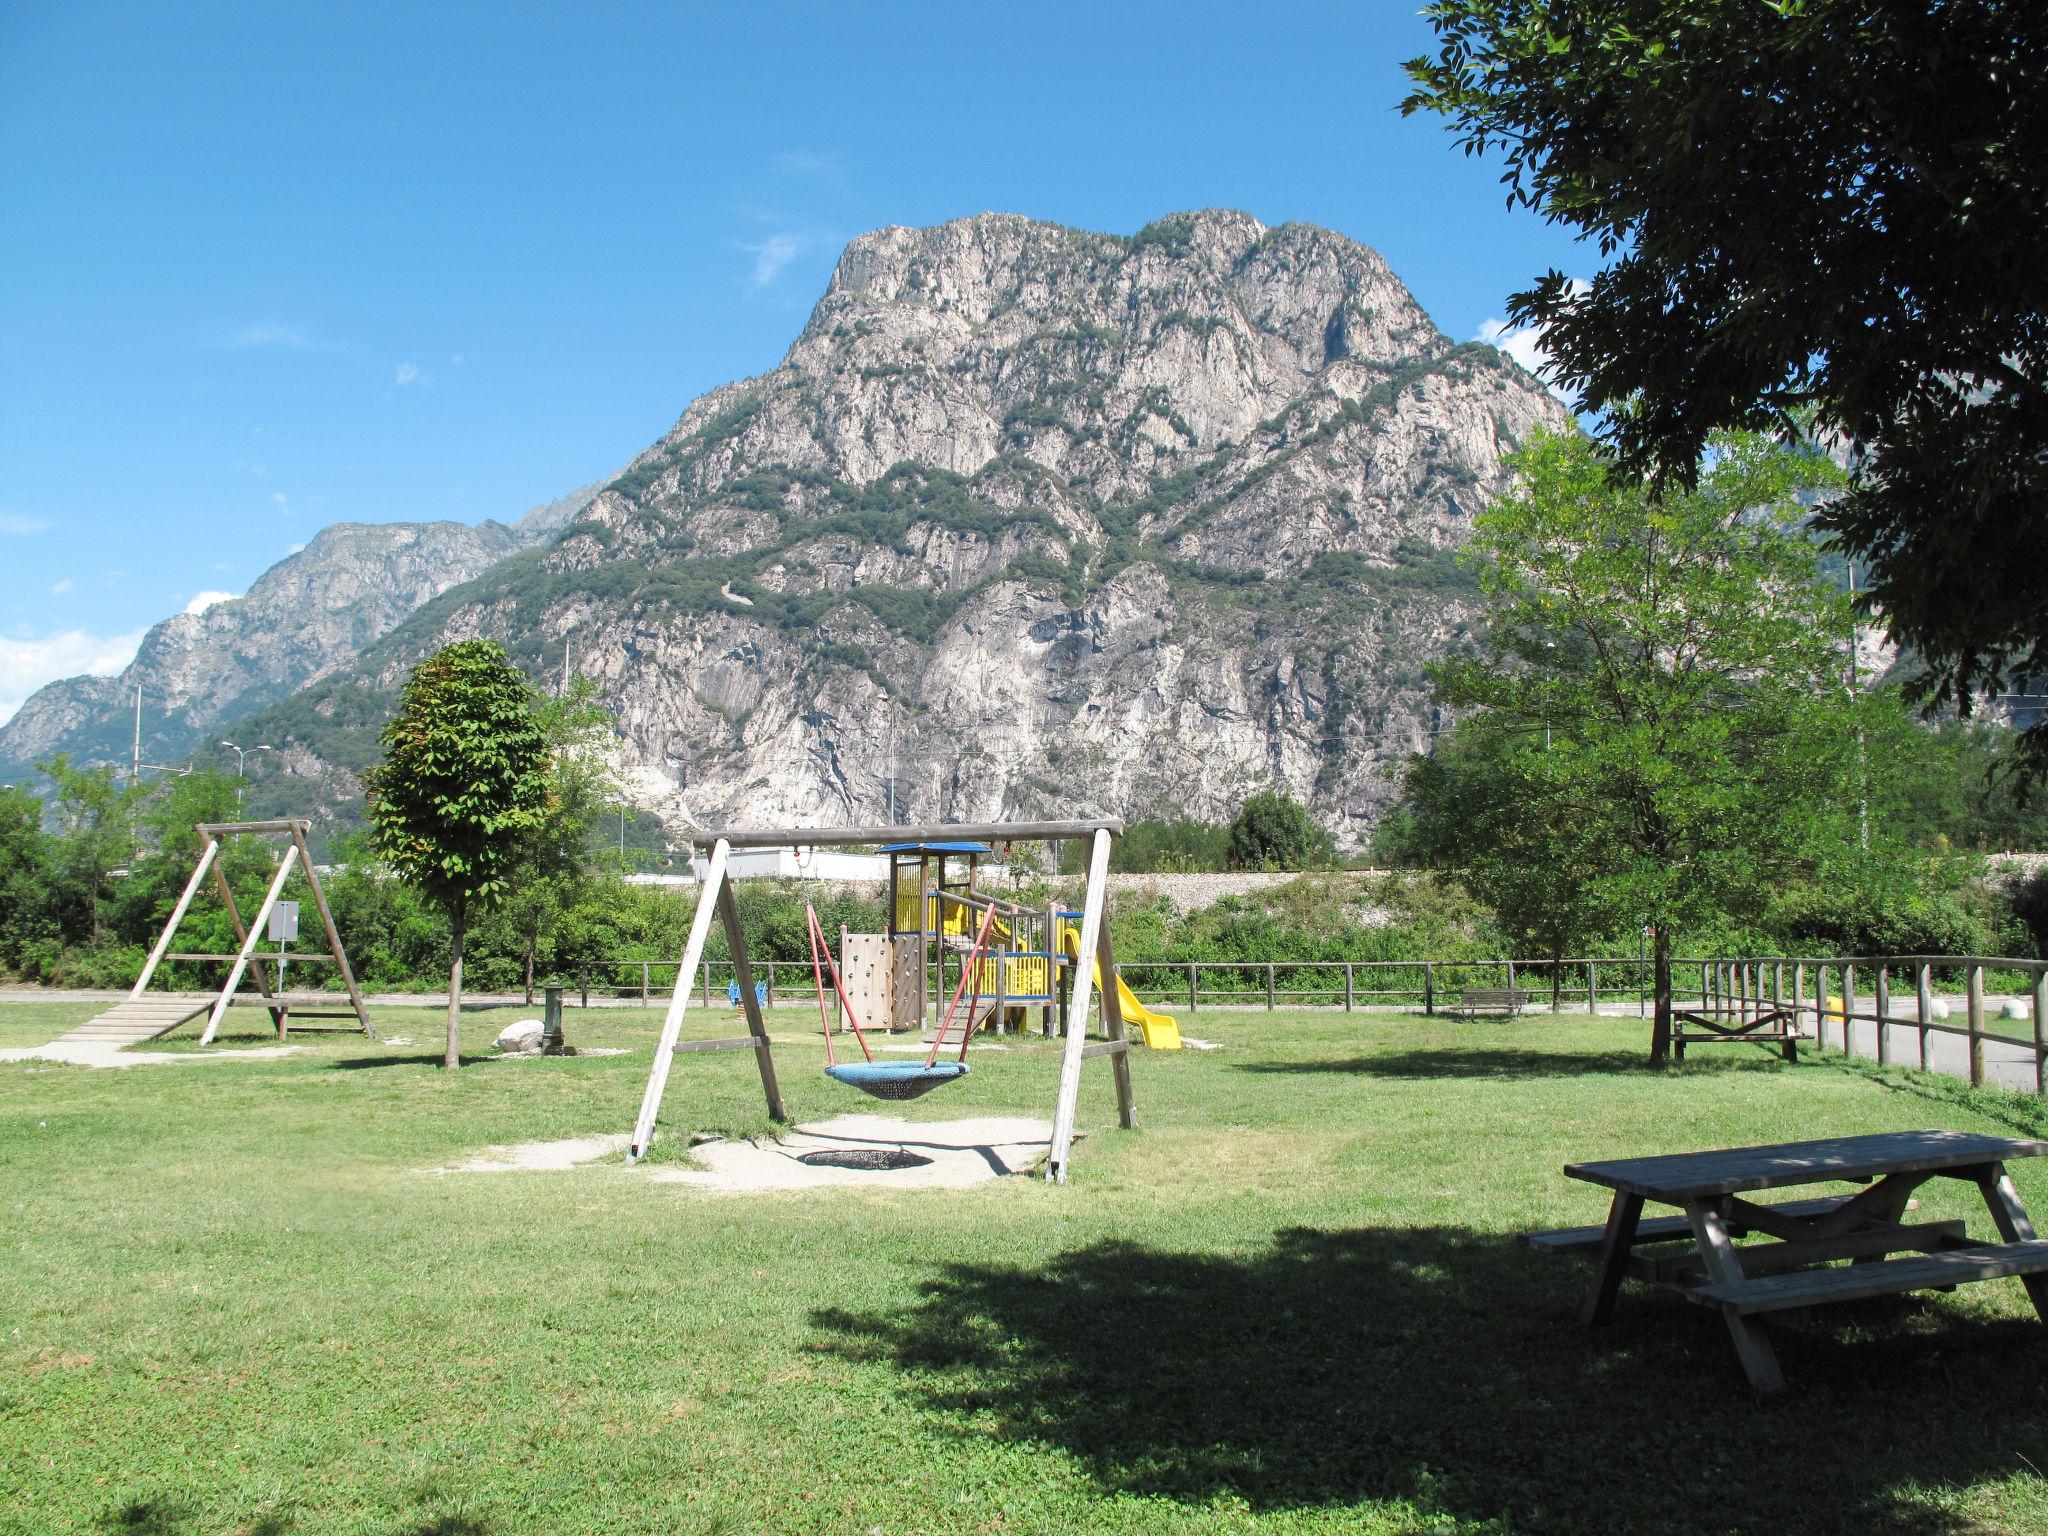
[268,901,300,944]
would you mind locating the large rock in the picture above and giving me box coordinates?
[493,1019,546,1054]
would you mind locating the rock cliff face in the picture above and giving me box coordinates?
[0,489,596,774]
[234,210,1570,849]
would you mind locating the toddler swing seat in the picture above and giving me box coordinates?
[823,1059,970,1101]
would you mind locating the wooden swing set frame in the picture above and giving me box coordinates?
[129,819,374,1044]
[627,818,1137,1182]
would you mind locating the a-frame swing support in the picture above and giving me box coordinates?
[627,819,1135,1181]
[129,819,373,1044]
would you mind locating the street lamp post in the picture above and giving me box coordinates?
[219,741,273,804]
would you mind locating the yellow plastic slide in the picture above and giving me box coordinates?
[1058,926,1182,1049]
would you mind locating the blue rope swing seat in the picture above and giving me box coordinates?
[823,1059,970,1101]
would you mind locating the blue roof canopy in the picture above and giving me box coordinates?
[880,840,990,854]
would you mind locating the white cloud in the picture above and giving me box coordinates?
[183,590,235,615]
[272,491,291,515]
[49,578,73,595]
[772,148,839,176]
[221,322,318,350]
[394,361,422,386]
[742,234,801,288]
[0,627,148,724]
[286,542,304,554]
[1473,279,1590,406]
[0,513,49,535]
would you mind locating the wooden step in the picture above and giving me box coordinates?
[52,996,213,1046]
[1688,1239,2048,1314]
[1526,1196,1853,1256]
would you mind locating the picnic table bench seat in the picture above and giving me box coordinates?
[1689,1238,2048,1315]
[1524,1194,1854,1256]
[1456,987,1533,1017]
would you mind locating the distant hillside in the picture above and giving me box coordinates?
[0,486,598,777]
[226,209,1571,849]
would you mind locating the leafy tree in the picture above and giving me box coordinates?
[38,754,144,944]
[1403,2,2048,764]
[1227,792,1335,871]
[2013,869,2048,960]
[0,785,58,973]
[489,678,623,1001]
[1395,723,1615,1008]
[1421,429,1858,1059]
[363,641,550,1067]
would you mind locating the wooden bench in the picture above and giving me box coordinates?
[1689,1239,2048,1315]
[1672,1004,1799,1063]
[1525,1195,1853,1256]
[1457,988,1533,1018]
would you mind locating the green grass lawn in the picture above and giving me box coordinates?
[5,1002,2048,1535]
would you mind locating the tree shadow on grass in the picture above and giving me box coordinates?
[814,1226,2048,1535]
[327,1053,495,1071]
[1238,1047,1674,1079]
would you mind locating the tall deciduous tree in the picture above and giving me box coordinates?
[1402,2,2048,761]
[1421,430,1860,1059]
[1228,792,1335,872]
[364,641,549,1068]
[38,754,144,944]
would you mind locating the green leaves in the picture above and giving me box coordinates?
[362,640,551,923]
[1403,0,2048,766]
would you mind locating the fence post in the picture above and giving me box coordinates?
[1702,962,1713,1012]
[1344,963,1354,1013]
[642,960,651,1006]
[1506,958,1516,997]
[1917,962,1932,1071]
[1815,964,1829,1052]
[580,967,589,1010]
[1266,963,1276,1011]
[703,959,712,1009]
[1845,963,1860,1060]
[1424,963,1435,1017]
[1874,964,1890,1066]
[1793,962,1805,1041]
[1588,960,1598,1016]
[2033,965,2046,1097]
[1967,960,1986,1087]
[1188,962,1197,1013]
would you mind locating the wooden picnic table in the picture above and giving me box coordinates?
[1670,1002,1799,1062]
[1529,1129,2048,1393]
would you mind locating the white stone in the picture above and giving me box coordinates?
[2002,1000,2032,1021]
[1930,999,1952,1022]
[492,1018,545,1053]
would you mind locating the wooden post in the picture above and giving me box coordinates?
[129,834,221,998]
[2035,965,2047,1097]
[1968,960,1986,1087]
[629,839,733,1160]
[1344,963,1354,1013]
[1874,964,1891,1066]
[1506,958,1516,998]
[1424,962,1435,1016]
[1188,961,1198,1013]
[1917,962,1933,1071]
[1814,964,1828,1052]
[719,878,785,1122]
[1049,829,1113,1183]
[580,967,590,1010]
[199,843,300,1046]
[1587,960,1598,1016]
[1096,912,1137,1131]
[1793,962,1806,1041]
[1266,962,1275,1011]
[1844,963,1859,1060]
[291,823,372,1038]
[702,957,712,1009]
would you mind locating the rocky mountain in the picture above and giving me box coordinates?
[0,487,598,776]
[234,209,1573,848]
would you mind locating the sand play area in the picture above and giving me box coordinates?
[438,1114,1055,1192]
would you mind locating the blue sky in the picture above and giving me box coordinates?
[0,1,1586,719]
